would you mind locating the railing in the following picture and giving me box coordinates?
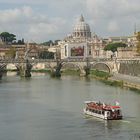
[0,59,56,63]
[117,58,140,61]
[0,57,140,64]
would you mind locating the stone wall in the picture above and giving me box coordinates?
[117,47,138,58]
[119,63,140,76]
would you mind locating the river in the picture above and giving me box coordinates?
[0,72,140,140]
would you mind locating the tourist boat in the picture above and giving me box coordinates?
[83,101,122,120]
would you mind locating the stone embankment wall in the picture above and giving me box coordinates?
[119,63,140,77]
[123,81,140,90]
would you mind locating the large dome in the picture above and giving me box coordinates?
[73,15,91,39]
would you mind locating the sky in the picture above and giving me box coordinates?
[0,0,140,43]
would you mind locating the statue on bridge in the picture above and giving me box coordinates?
[16,45,33,77]
[51,60,62,77]
[25,59,32,77]
[0,64,6,79]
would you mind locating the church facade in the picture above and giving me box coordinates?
[59,15,106,59]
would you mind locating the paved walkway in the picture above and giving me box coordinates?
[110,73,140,85]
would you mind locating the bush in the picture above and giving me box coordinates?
[90,69,110,78]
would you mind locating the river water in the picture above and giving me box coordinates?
[0,72,140,140]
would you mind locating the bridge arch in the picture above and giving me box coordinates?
[7,64,17,70]
[61,62,82,70]
[32,62,54,72]
[90,62,111,73]
[0,64,7,70]
[61,62,84,75]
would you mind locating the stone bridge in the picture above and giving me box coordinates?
[0,58,140,78]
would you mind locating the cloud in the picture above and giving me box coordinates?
[0,0,48,4]
[0,0,140,42]
[0,6,33,23]
[0,6,67,42]
[85,0,140,36]
[86,0,140,19]
[108,21,119,32]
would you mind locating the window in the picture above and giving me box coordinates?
[65,45,67,56]
[89,46,91,55]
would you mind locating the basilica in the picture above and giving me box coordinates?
[59,15,107,59]
[0,15,139,60]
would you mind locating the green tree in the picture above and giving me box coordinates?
[40,40,60,46]
[0,32,16,44]
[104,42,127,52]
[17,38,25,45]
[136,32,140,54]
[41,40,54,46]
[54,40,60,45]
[39,51,54,59]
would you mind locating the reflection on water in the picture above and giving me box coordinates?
[6,71,48,76]
[0,72,140,140]
[6,71,17,76]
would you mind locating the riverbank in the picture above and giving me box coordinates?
[88,70,140,92]
[108,73,140,92]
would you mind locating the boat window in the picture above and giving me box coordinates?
[107,111,110,116]
[102,111,104,115]
[117,110,120,115]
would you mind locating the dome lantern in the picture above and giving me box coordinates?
[79,14,84,22]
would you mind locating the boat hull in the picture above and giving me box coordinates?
[84,108,106,120]
[83,108,122,120]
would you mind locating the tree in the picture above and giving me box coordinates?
[41,40,54,46]
[17,38,25,45]
[12,38,25,45]
[54,40,60,45]
[136,32,140,54]
[39,51,54,59]
[104,42,127,52]
[40,39,60,46]
[0,32,16,44]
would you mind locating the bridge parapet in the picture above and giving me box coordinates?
[1,57,140,63]
[0,57,139,78]
[116,58,140,64]
[0,58,115,63]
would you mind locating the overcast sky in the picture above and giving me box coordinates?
[0,0,140,43]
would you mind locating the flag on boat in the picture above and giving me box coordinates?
[115,101,120,106]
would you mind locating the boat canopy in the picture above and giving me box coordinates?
[111,106,120,109]
[84,101,97,104]
[84,101,121,110]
